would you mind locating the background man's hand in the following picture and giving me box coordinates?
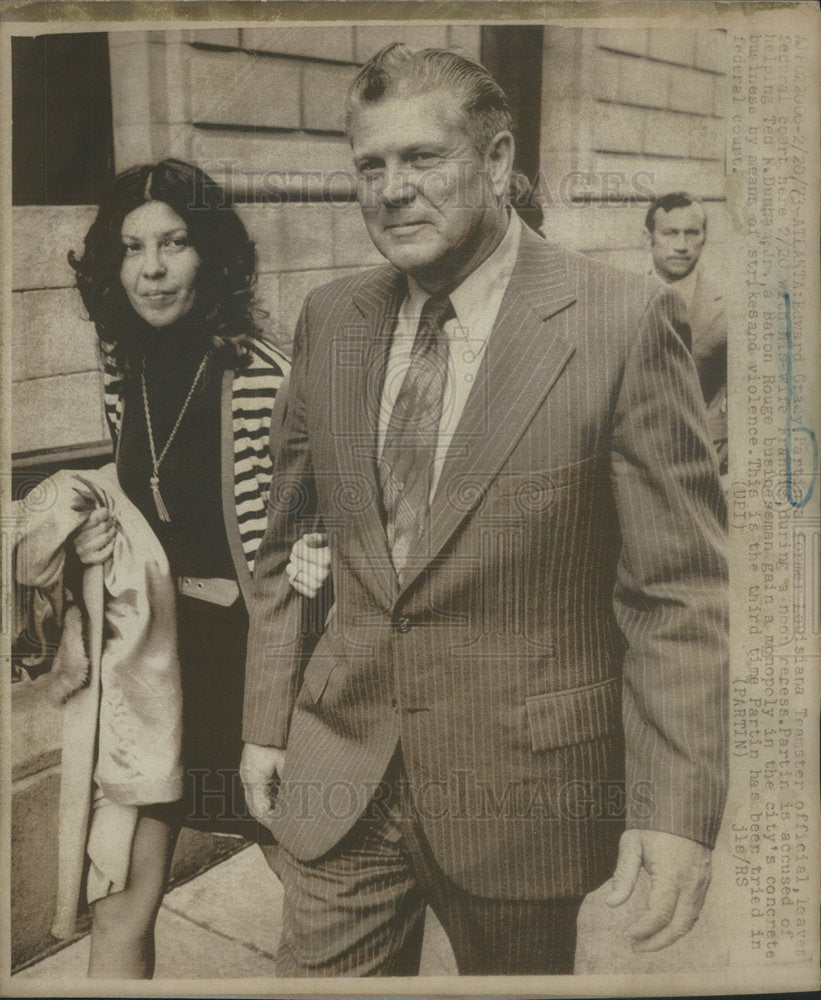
[287,532,330,598]
[607,829,712,952]
[240,742,286,830]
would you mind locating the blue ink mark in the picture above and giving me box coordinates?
[781,286,817,509]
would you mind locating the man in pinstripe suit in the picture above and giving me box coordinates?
[241,44,728,976]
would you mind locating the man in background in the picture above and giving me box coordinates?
[645,191,728,476]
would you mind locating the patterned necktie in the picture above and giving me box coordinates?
[378,294,455,580]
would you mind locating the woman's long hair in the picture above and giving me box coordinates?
[69,159,258,373]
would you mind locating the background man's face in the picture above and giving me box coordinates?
[350,88,501,290]
[649,204,707,282]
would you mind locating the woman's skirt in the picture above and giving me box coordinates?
[143,592,274,845]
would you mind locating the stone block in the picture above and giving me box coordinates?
[669,65,714,116]
[713,74,727,117]
[688,115,723,160]
[11,682,64,780]
[238,204,281,268]
[594,153,723,201]
[647,27,696,66]
[331,203,385,268]
[594,104,647,154]
[597,27,648,57]
[108,36,154,127]
[642,109,692,158]
[11,768,61,968]
[115,122,189,174]
[190,49,300,129]
[12,206,98,292]
[574,153,654,203]
[153,34,192,126]
[107,29,151,49]
[540,203,647,252]
[279,202,336,270]
[694,29,726,73]
[12,295,26,382]
[185,28,241,48]
[191,131,354,189]
[595,50,623,102]
[354,25,449,63]
[446,25,481,58]
[12,372,108,457]
[239,202,335,273]
[240,26,355,63]
[14,289,98,382]
[302,63,358,133]
[617,58,670,109]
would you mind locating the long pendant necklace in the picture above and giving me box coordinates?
[141,351,208,523]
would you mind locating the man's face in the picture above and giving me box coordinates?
[649,204,707,282]
[350,88,507,291]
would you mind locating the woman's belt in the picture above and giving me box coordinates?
[176,576,239,606]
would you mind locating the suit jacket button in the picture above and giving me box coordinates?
[395,617,411,633]
[391,698,399,713]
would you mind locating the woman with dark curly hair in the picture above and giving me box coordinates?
[68,159,328,977]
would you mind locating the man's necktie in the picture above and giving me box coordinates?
[378,294,455,580]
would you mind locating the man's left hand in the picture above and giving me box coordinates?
[606,829,712,952]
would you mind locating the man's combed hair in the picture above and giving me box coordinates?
[69,158,259,374]
[344,43,514,153]
[644,191,706,233]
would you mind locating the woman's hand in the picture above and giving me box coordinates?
[73,507,116,566]
[286,532,330,598]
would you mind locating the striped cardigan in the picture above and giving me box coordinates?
[102,336,289,602]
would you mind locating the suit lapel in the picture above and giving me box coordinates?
[400,229,577,596]
[332,267,406,607]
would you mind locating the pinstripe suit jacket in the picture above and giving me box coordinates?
[244,222,729,900]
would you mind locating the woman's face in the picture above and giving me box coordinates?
[119,200,202,328]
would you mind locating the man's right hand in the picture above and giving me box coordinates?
[240,743,286,830]
[287,532,330,598]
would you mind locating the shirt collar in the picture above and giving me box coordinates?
[649,258,700,309]
[672,265,699,309]
[406,210,522,332]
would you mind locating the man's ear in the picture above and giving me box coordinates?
[484,131,515,203]
[642,225,653,252]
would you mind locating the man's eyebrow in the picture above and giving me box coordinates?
[404,139,452,155]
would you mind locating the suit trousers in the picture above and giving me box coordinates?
[269,751,583,976]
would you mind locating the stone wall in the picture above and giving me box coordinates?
[539,26,727,275]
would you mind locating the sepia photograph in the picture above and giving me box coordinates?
[2,1,818,995]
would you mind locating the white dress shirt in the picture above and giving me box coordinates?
[378,211,522,500]
[649,258,699,309]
